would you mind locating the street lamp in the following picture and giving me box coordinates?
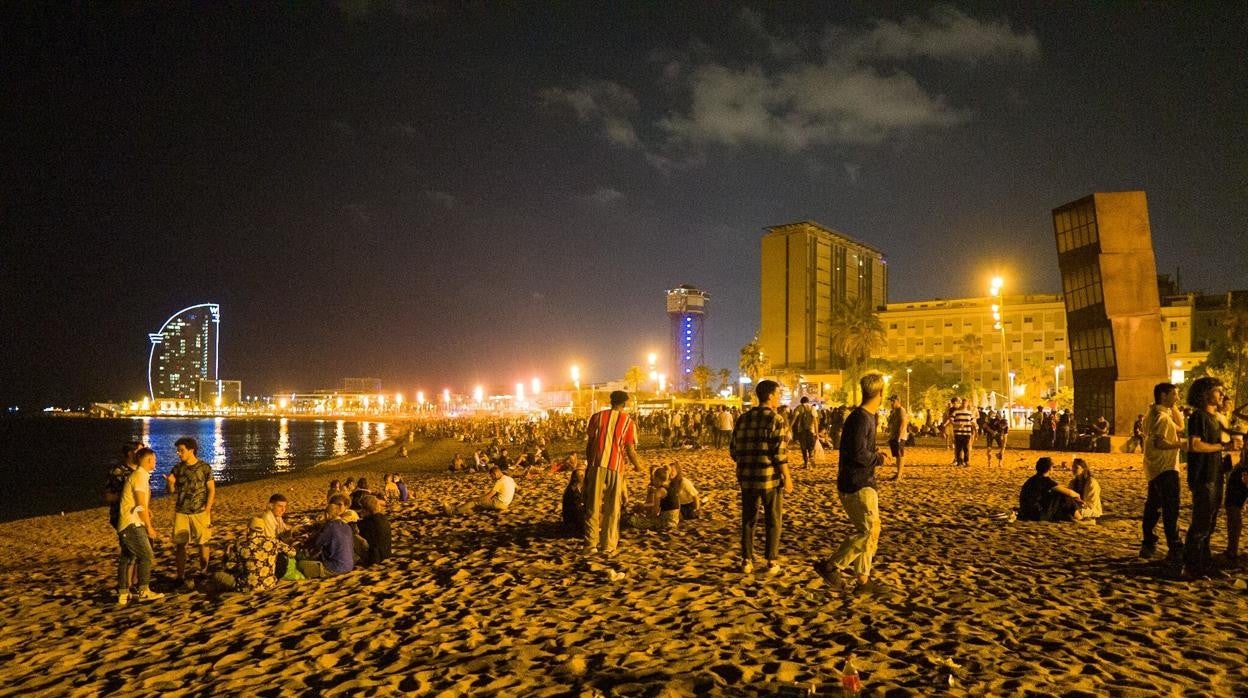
[531,377,541,396]
[570,364,581,414]
[1054,363,1064,393]
[990,276,1008,410]
[1007,370,1016,426]
[906,367,913,412]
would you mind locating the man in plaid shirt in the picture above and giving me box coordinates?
[730,379,793,575]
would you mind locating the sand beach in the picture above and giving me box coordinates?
[2,436,1246,696]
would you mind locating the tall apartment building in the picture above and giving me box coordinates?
[759,221,887,381]
[148,303,220,400]
[666,285,708,392]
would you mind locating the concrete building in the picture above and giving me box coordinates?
[148,303,220,400]
[1053,191,1168,434]
[877,292,1210,394]
[759,221,887,383]
[666,285,708,392]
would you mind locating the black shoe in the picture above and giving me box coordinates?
[1139,545,1156,560]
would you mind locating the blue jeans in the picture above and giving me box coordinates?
[741,487,783,562]
[118,524,154,590]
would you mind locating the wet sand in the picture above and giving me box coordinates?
[2,438,1246,695]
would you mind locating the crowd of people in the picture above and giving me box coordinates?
[106,436,406,605]
[106,375,1248,605]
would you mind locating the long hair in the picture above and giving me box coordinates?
[1187,376,1223,409]
[1069,458,1093,496]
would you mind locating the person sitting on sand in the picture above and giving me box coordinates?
[1223,462,1248,565]
[384,474,401,502]
[663,462,701,522]
[444,465,516,515]
[298,494,355,578]
[629,466,675,530]
[394,473,409,502]
[261,493,290,542]
[1068,458,1102,522]
[550,452,582,475]
[232,516,297,593]
[1018,457,1084,522]
[562,466,587,536]
[350,477,372,511]
[450,453,468,472]
[327,480,343,503]
[357,495,391,566]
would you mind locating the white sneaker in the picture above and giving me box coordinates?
[740,560,754,574]
[135,588,165,602]
[116,593,130,607]
[766,562,782,577]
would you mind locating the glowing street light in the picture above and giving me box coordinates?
[516,382,526,402]
[442,388,451,405]
[473,385,484,404]
[1055,363,1064,392]
[416,390,425,406]
[570,364,580,389]
[990,275,1008,408]
[278,397,289,410]
[658,373,666,393]
[906,367,913,412]
[394,392,403,406]
[531,377,541,396]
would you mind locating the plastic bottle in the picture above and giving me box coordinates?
[840,654,862,697]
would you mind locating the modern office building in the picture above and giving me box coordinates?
[198,379,242,407]
[759,221,887,382]
[148,303,220,400]
[666,285,708,392]
[341,377,383,393]
[1052,191,1167,434]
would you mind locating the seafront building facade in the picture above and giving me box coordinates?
[148,303,220,400]
[876,293,1210,394]
[759,221,887,386]
[666,285,709,392]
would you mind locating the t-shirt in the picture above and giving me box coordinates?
[105,462,135,529]
[490,475,516,507]
[1073,478,1103,519]
[261,510,288,540]
[1018,474,1060,521]
[116,466,153,531]
[171,459,214,514]
[586,409,638,472]
[315,519,355,574]
[792,405,816,433]
[1186,410,1224,487]
[1142,405,1180,481]
[951,408,976,436]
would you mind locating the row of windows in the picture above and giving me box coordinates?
[1070,326,1116,370]
[1054,203,1096,233]
[1062,264,1104,312]
[1056,222,1099,253]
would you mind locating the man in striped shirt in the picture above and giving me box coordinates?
[949,397,977,467]
[730,380,793,575]
[584,390,646,556]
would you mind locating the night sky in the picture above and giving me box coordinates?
[3,2,1246,407]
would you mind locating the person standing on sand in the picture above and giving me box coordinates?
[167,437,215,587]
[1182,377,1241,580]
[731,379,792,576]
[583,390,645,556]
[791,397,818,467]
[1140,382,1184,561]
[885,395,908,480]
[116,447,165,606]
[949,397,977,467]
[815,372,891,593]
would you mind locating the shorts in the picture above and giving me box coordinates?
[173,511,213,546]
[1226,469,1248,510]
[888,438,904,459]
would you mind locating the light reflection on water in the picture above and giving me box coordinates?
[334,420,346,457]
[274,418,292,472]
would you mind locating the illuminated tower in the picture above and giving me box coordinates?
[667,285,708,392]
[148,303,220,399]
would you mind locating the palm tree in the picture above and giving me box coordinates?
[829,297,885,402]
[716,368,732,393]
[739,337,771,383]
[955,333,984,384]
[1225,308,1248,400]
[624,365,646,395]
[773,368,802,397]
[691,364,712,399]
